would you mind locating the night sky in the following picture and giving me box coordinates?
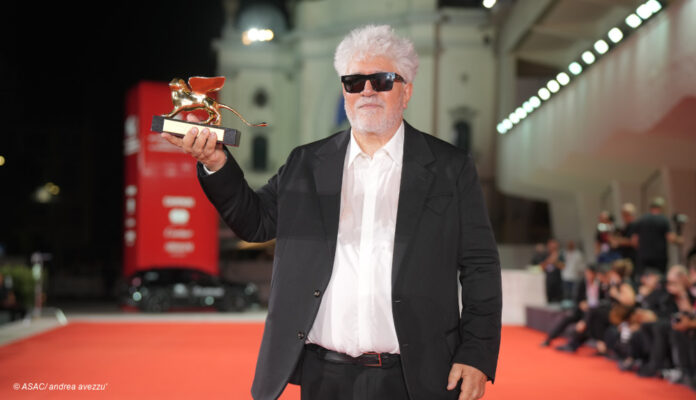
[0,1,225,286]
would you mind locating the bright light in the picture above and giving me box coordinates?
[497,123,507,134]
[482,0,497,9]
[582,51,596,65]
[515,107,527,120]
[529,96,541,109]
[0,155,5,166]
[523,101,534,113]
[46,182,60,196]
[636,4,653,19]
[509,112,520,124]
[502,119,513,130]
[626,14,642,28]
[242,28,275,45]
[568,62,583,75]
[547,80,560,93]
[594,39,609,54]
[608,27,624,43]
[538,88,551,100]
[556,72,570,86]
[646,0,662,13]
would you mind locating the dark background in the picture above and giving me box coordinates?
[0,0,540,301]
[0,1,226,297]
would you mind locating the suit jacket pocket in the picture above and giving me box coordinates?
[425,193,453,215]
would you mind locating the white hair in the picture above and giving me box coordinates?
[334,25,419,83]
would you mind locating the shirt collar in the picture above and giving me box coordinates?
[347,121,405,167]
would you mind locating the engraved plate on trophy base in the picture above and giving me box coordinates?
[151,116,241,147]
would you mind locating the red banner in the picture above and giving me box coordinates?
[123,82,219,278]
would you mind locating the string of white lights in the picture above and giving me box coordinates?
[496,0,664,135]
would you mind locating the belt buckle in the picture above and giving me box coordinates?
[363,352,382,367]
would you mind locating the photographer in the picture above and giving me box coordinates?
[636,265,694,381]
[541,265,601,347]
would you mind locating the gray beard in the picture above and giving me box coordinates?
[345,98,404,136]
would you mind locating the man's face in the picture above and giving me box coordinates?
[666,271,687,295]
[343,55,413,136]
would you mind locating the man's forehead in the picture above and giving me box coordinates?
[346,55,398,74]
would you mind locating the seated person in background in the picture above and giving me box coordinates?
[670,307,696,389]
[609,303,658,370]
[595,259,636,356]
[607,259,636,305]
[541,265,600,347]
[555,264,612,353]
[636,265,695,378]
[636,268,669,312]
[556,259,635,355]
[689,262,696,298]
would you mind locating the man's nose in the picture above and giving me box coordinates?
[361,80,376,95]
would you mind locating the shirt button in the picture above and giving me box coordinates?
[297,331,305,340]
[313,290,321,297]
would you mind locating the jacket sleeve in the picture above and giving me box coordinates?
[452,154,502,383]
[197,147,292,243]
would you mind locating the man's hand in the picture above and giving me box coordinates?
[579,300,589,312]
[673,316,696,332]
[575,320,586,332]
[161,114,227,172]
[447,363,486,400]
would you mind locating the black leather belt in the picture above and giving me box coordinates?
[305,344,400,367]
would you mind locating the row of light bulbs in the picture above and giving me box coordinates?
[497,0,664,135]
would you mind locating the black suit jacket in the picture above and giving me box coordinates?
[198,122,502,400]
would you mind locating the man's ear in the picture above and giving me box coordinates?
[402,82,413,109]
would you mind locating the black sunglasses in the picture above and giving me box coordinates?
[340,72,405,93]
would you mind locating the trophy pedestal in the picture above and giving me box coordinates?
[151,116,241,147]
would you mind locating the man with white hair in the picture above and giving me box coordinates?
[164,25,501,400]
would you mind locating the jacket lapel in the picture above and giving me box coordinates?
[312,130,350,259]
[392,122,435,286]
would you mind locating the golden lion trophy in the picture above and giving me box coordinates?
[151,76,266,147]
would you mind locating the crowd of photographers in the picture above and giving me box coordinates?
[535,197,696,390]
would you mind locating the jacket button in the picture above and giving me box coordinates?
[297,331,306,340]
[394,299,401,303]
[313,290,321,297]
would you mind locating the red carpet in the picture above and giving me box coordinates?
[0,323,693,399]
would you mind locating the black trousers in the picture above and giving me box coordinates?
[300,346,412,400]
[670,329,696,376]
[545,269,563,303]
[546,308,583,342]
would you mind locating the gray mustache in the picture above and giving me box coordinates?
[356,100,384,108]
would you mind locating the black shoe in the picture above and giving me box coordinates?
[555,344,577,353]
[619,358,638,372]
[638,363,657,377]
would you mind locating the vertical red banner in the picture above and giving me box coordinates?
[123,82,219,278]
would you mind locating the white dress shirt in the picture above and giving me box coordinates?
[306,122,404,357]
